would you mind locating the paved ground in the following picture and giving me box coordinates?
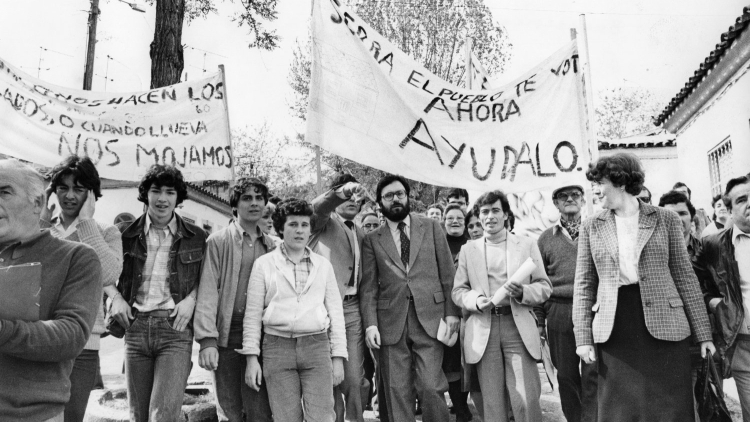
[95,336,743,421]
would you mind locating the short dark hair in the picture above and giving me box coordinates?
[586,153,645,196]
[268,196,282,205]
[444,203,465,218]
[639,186,652,204]
[447,188,469,203]
[230,177,269,216]
[427,203,444,213]
[658,190,695,219]
[137,165,189,205]
[272,198,313,238]
[465,208,479,222]
[48,155,102,200]
[723,175,750,211]
[375,174,410,203]
[329,173,358,190]
[711,194,723,209]
[673,182,692,198]
[475,190,512,228]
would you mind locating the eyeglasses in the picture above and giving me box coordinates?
[382,190,407,202]
[555,192,582,201]
[445,217,465,223]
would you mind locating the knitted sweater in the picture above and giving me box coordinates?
[0,230,101,421]
[537,226,578,299]
[46,218,123,350]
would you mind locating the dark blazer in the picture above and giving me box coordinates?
[573,202,712,347]
[696,227,744,372]
[309,189,364,300]
[360,214,460,346]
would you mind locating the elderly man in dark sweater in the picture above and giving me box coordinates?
[0,159,101,422]
[534,185,597,422]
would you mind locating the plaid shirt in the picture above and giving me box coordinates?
[134,214,178,311]
[280,243,312,296]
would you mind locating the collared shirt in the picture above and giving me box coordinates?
[50,215,80,239]
[134,213,178,312]
[280,243,313,296]
[335,213,360,295]
[733,225,750,333]
[234,225,268,314]
[615,211,640,286]
[553,217,581,242]
[686,233,701,261]
[386,215,411,270]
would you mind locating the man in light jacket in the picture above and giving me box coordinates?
[194,178,275,422]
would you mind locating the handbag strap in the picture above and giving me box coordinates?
[706,350,725,397]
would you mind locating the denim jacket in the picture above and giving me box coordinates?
[118,213,207,311]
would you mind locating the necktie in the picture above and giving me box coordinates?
[344,220,356,287]
[398,221,409,268]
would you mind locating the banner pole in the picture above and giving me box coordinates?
[465,37,473,89]
[576,15,598,216]
[218,64,236,183]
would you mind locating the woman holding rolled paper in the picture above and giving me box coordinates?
[452,190,552,422]
[573,153,715,422]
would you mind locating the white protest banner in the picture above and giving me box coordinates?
[307,0,590,193]
[0,56,232,181]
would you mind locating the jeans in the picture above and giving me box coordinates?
[214,318,272,422]
[477,313,542,422]
[335,297,366,422]
[263,333,335,422]
[544,299,598,422]
[64,348,100,422]
[124,314,193,422]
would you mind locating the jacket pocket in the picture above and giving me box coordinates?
[434,292,445,304]
[592,303,600,313]
[669,298,684,308]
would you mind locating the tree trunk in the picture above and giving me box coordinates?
[150,0,185,89]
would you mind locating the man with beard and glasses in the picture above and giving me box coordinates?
[360,174,460,422]
[534,185,597,422]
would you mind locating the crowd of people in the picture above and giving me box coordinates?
[0,151,749,422]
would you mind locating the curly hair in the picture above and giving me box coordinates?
[474,190,512,228]
[586,153,645,196]
[137,165,189,205]
[48,155,102,200]
[272,198,313,239]
[230,177,269,216]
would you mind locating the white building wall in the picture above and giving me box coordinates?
[95,187,229,233]
[675,65,750,211]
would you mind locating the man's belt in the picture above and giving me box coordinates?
[134,309,171,318]
[490,306,512,316]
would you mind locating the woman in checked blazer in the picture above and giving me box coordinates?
[572,153,715,422]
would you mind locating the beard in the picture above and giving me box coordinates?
[380,199,411,221]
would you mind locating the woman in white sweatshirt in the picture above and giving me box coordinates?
[241,198,347,422]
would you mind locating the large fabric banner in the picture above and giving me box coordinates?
[0,57,232,181]
[307,0,590,193]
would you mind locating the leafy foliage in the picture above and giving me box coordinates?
[596,87,663,140]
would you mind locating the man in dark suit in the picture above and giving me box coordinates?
[360,174,459,422]
[310,173,367,422]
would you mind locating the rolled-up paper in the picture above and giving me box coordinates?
[491,257,537,305]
